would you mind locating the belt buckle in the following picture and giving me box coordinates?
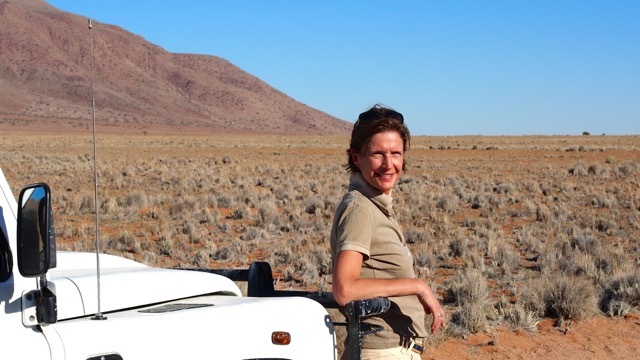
[410,340,424,354]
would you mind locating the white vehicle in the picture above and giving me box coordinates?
[0,166,340,359]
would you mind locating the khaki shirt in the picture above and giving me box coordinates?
[330,173,428,349]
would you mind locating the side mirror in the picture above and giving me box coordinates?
[17,183,56,277]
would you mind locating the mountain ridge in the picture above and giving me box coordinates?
[0,0,352,135]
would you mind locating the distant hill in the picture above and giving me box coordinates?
[0,0,352,135]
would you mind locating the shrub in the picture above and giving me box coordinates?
[617,160,638,178]
[436,193,458,214]
[414,248,436,271]
[600,271,640,317]
[493,183,515,195]
[444,269,492,336]
[212,247,231,261]
[256,201,281,228]
[488,241,519,273]
[124,191,148,208]
[216,195,234,209]
[403,228,430,245]
[142,251,157,265]
[191,249,210,268]
[494,297,540,333]
[158,233,174,256]
[520,278,548,318]
[568,162,588,176]
[304,196,323,215]
[544,276,598,320]
[587,163,607,177]
[471,194,488,209]
[448,238,468,258]
[229,205,250,220]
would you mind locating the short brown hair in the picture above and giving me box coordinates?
[346,104,411,174]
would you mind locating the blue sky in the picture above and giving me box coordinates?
[47,1,639,135]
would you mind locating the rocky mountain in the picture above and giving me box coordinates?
[0,0,352,135]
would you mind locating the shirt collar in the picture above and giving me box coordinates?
[349,173,394,217]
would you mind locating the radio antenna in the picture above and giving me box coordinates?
[88,18,106,321]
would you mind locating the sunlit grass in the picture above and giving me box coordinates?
[1,133,639,338]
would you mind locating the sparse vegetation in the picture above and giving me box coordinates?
[1,133,639,342]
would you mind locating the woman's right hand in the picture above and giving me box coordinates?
[417,281,446,333]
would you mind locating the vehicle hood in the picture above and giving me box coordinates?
[46,251,242,320]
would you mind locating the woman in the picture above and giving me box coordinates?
[330,104,445,359]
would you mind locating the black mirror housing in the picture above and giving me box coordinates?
[17,183,56,277]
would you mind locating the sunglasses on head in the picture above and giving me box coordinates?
[357,107,404,125]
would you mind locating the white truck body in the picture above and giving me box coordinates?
[0,166,337,359]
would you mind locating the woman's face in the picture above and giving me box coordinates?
[352,131,404,195]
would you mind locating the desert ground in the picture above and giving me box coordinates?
[1,132,639,359]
